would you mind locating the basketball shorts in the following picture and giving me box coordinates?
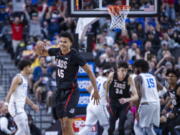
[52,88,80,119]
[8,102,25,117]
[138,102,160,127]
[13,112,31,135]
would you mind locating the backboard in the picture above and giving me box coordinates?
[68,0,159,17]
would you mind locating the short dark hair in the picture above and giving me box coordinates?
[59,32,74,43]
[17,60,32,71]
[166,69,179,78]
[133,59,149,73]
[117,61,128,69]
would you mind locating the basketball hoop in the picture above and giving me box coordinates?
[108,5,130,31]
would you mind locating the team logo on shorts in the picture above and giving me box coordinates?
[69,108,75,114]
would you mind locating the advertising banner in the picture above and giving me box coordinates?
[77,93,90,107]
[73,115,97,135]
[78,62,95,76]
[77,78,91,92]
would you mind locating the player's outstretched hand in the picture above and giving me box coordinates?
[119,98,129,104]
[91,90,100,105]
[32,104,40,112]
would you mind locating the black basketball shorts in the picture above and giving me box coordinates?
[52,87,80,119]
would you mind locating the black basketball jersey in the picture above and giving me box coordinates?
[48,48,86,90]
[109,73,130,104]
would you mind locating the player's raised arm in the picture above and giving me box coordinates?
[82,64,100,105]
[34,41,49,56]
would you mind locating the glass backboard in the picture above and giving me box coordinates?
[68,0,159,17]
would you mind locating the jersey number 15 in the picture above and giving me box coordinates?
[146,78,155,88]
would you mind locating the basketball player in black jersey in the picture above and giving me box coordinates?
[35,32,100,135]
[106,61,138,135]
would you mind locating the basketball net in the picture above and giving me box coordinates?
[108,5,130,31]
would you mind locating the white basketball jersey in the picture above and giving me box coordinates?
[90,76,107,105]
[9,74,28,107]
[140,73,159,103]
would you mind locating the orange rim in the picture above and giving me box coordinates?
[108,5,130,15]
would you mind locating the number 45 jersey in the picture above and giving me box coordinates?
[48,48,86,90]
[139,73,159,103]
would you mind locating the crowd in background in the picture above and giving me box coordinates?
[0,0,180,135]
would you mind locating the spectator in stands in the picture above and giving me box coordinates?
[32,57,50,102]
[46,70,57,113]
[128,43,138,60]
[0,5,9,33]
[129,32,142,49]
[163,0,176,22]
[161,69,180,135]
[156,50,174,69]
[157,40,169,60]
[32,56,48,83]
[135,23,145,40]
[12,0,25,13]
[0,102,17,135]
[24,3,47,38]
[0,20,12,56]
[10,15,25,56]
[45,7,64,40]
[116,47,128,62]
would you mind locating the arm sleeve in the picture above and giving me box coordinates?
[75,53,86,66]
[48,48,60,56]
[0,117,13,134]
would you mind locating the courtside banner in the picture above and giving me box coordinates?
[73,115,97,134]
[77,78,91,92]
[78,62,95,76]
[77,93,90,107]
